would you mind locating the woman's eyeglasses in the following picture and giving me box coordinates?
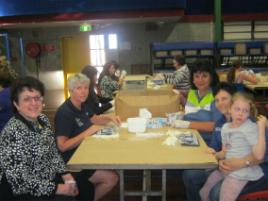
[21,96,44,103]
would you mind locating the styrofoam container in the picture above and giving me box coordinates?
[127,117,147,133]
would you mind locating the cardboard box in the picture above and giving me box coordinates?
[122,75,148,90]
[115,89,180,121]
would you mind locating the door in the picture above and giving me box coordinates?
[61,33,90,98]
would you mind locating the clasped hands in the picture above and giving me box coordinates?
[56,173,79,197]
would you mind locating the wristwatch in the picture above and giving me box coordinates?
[245,160,251,167]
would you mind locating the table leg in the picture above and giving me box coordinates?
[142,170,151,201]
[119,170,124,201]
[162,169,166,201]
[120,169,166,201]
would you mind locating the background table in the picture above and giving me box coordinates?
[244,73,268,96]
[245,82,268,96]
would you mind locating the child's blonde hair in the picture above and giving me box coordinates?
[231,92,258,119]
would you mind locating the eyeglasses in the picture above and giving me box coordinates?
[233,107,249,114]
[21,96,44,103]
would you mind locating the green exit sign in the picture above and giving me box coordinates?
[80,24,92,32]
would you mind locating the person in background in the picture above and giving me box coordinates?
[200,92,267,201]
[55,73,120,201]
[0,70,13,132]
[163,55,190,90]
[172,59,221,145]
[98,60,124,99]
[227,60,258,91]
[0,76,94,200]
[162,55,191,105]
[81,65,112,114]
[0,56,17,132]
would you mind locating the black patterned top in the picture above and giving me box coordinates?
[99,75,119,99]
[0,113,65,197]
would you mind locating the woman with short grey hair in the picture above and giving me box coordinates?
[67,73,90,92]
[55,73,121,201]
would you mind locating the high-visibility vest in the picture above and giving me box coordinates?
[185,89,214,114]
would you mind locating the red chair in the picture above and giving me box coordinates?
[238,189,268,200]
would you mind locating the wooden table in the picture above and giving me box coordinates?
[67,127,217,201]
[244,81,268,96]
[245,82,268,90]
[243,73,268,95]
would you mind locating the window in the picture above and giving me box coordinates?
[89,34,105,70]
[89,33,118,75]
[108,34,117,49]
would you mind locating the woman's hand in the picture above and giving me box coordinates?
[91,114,121,126]
[218,157,245,174]
[206,147,216,155]
[108,115,121,126]
[154,73,165,80]
[60,173,79,196]
[257,115,267,130]
[62,173,75,183]
[120,70,127,79]
[56,183,79,197]
[87,125,104,136]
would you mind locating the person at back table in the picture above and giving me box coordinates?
[55,73,120,201]
[157,55,190,105]
[227,60,259,86]
[98,60,124,100]
[163,55,191,90]
[81,65,112,114]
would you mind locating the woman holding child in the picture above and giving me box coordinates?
[183,82,268,201]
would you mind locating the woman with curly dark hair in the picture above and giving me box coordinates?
[98,60,124,99]
[81,65,112,114]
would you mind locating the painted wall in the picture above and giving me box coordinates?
[6,21,213,74]
[93,21,213,72]
[5,21,213,108]
[7,27,78,74]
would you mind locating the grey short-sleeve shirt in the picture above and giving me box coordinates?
[221,119,263,180]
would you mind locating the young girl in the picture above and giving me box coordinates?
[199,92,267,201]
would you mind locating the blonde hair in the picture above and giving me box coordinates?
[231,92,258,119]
[67,73,90,92]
